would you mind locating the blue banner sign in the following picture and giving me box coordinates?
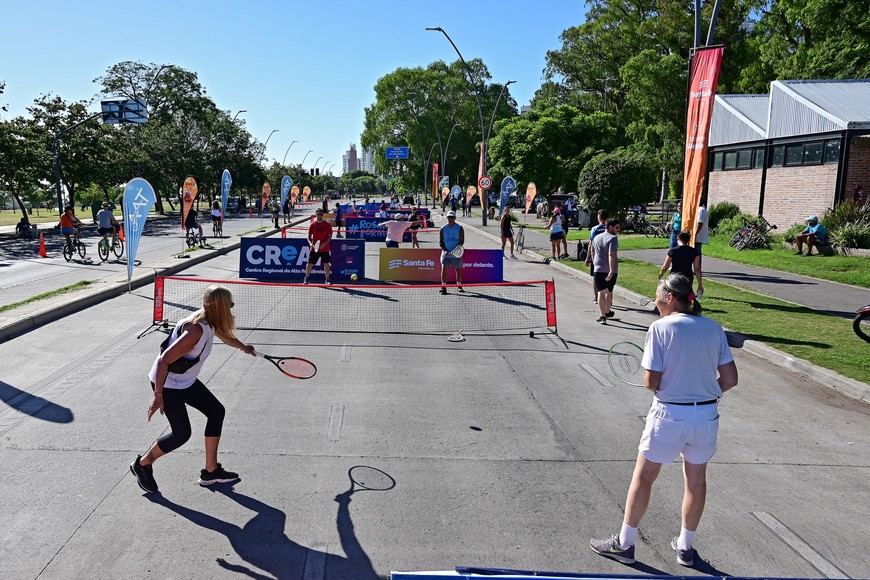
[221,169,232,215]
[123,177,157,283]
[280,176,293,208]
[239,237,365,281]
[385,146,409,159]
[500,176,516,214]
[344,217,412,243]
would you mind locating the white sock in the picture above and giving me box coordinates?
[677,528,695,550]
[618,523,637,548]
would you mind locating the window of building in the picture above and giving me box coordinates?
[825,139,841,163]
[713,152,723,171]
[753,147,765,168]
[724,151,737,170]
[771,146,785,167]
[736,149,752,168]
[785,144,804,165]
[803,142,824,164]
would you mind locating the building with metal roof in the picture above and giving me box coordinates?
[706,79,870,229]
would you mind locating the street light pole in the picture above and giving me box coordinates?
[426,26,489,225]
[282,140,298,166]
[232,109,247,123]
[264,129,279,157]
[485,80,515,159]
[300,150,314,168]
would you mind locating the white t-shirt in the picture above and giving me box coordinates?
[381,220,412,242]
[695,206,709,244]
[641,313,733,403]
[148,315,214,389]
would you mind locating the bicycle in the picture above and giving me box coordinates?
[516,224,526,252]
[729,217,754,247]
[854,304,870,344]
[212,217,223,238]
[63,227,87,262]
[97,228,124,261]
[735,216,777,251]
[186,228,207,249]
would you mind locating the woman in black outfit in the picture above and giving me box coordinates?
[658,230,704,297]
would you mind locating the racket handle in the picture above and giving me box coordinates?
[253,350,264,358]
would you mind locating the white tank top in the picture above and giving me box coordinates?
[148,314,214,389]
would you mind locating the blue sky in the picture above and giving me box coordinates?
[1,0,584,174]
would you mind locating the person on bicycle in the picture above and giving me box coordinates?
[60,206,83,249]
[210,201,222,234]
[97,202,120,241]
[184,208,204,241]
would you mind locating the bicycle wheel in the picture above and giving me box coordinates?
[98,239,110,261]
[516,228,525,252]
[113,238,124,258]
[854,313,870,344]
[735,234,752,251]
[76,241,87,259]
[63,243,73,262]
[729,230,743,247]
[186,232,196,249]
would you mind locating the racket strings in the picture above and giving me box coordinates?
[349,467,395,491]
[277,358,317,379]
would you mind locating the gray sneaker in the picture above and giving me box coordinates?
[590,535,635,564]
[671,536,695,567]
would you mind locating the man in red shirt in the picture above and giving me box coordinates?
[304,208,333,284]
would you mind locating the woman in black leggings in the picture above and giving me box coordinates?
[130,285,255,493]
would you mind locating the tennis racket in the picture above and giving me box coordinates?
[608,341,645,387]
[254,350,317,379]
[431,213,443,222]
[448,245,464,258]
[447,331,465,342]
[312,240,321,252]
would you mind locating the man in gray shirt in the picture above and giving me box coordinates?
[589,218,620,324]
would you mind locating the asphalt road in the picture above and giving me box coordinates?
[0,218,867,579]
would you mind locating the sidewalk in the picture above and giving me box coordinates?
[452,210,870,402]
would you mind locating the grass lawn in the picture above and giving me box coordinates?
[560,258,870,385]
[0,280,96,313]
[0,208,61,226]
[610,233,870,289]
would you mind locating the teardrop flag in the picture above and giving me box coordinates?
[123,178,156,282]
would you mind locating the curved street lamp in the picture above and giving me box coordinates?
[426,26,489,225]
[486,80,515,150]
[264,129,279,148]
[282,140,298,165]
[232,109,247,123]
[300,150,314,167]
[313,156,323,173]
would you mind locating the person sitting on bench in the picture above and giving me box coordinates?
[795,215,828,256]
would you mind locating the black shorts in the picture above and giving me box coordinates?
[502,228,513,239]
[97,226,117,236]
[593,272,617,292]
[307,250,330,265]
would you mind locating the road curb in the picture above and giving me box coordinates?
[0,226,286,344]
[461,219,870,404]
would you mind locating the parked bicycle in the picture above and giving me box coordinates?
[63,227,87,262]
[515,224,526,252]
[97,227,124,261]
[732,216,777,251]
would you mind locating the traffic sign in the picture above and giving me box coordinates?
[385,146,409,159]
[478,175,492,190]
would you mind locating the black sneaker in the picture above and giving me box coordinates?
[130,455,159,493]
[605,311,615,318]
[597,316,607,324]
[590,535,635,564]
[302,278,309,285]
[671,536,695,567]
[198,464,240,486]
[458,287,465,293]
[439,287,447,295]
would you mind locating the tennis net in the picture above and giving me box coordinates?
[153,276,557,336]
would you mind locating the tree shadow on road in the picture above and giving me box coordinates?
[0,381,74,423]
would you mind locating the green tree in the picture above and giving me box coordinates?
[578,147,659,216]
[0,116,51,221]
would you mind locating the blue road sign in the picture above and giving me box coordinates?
[386,147,410,159]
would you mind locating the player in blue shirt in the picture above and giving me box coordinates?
[795,215,828,256]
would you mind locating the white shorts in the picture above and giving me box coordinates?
[638,399,719,464]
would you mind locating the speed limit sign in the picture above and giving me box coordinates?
[478,175,492,190]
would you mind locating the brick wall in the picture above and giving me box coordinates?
[707,169,762,214]
[846,135,870,199]
[763,165,838,228]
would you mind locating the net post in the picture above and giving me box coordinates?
[545,279,557,330]
[153,276,165,324]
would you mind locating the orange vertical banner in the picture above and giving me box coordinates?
[524,182,536,217]
[261,182,271,213]
[466,186,477,210]
[181,176,198,228]
[432,163,439,204]
[681,46,724,245]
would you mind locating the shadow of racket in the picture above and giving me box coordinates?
[335,465,396,505]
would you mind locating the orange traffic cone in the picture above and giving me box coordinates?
[119,226,125,241]
[39,233,47,258]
